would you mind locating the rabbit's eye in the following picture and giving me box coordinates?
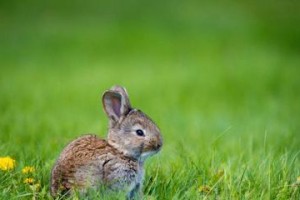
[136,129,145,137]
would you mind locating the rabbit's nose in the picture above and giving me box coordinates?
[156,143,162,150]
[156,139,162,150]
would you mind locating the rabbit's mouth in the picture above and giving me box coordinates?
[140,150,159,161]
[140,141,162,160]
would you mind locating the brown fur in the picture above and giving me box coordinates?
[50,86,162,198]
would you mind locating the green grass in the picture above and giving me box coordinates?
[1,0,300,199]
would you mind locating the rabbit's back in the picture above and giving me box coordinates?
[50,134,140,196]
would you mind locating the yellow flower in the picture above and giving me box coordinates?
[0,156,16,171]
[24,178,35,185]
[22,166,35,174]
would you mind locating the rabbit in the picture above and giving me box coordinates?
[50,85,163,199]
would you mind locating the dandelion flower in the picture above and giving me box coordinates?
[0,156,16,171]
[22,166,35,174]
[24,178,35,185]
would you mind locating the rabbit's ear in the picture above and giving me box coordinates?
[102,86,131,122]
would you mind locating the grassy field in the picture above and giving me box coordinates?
[1,0,300,199]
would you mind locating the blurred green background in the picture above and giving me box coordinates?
[0,0,300,199]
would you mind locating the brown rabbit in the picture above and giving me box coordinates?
[50,86,163,199]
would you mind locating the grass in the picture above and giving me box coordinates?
[0,0,300,199]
